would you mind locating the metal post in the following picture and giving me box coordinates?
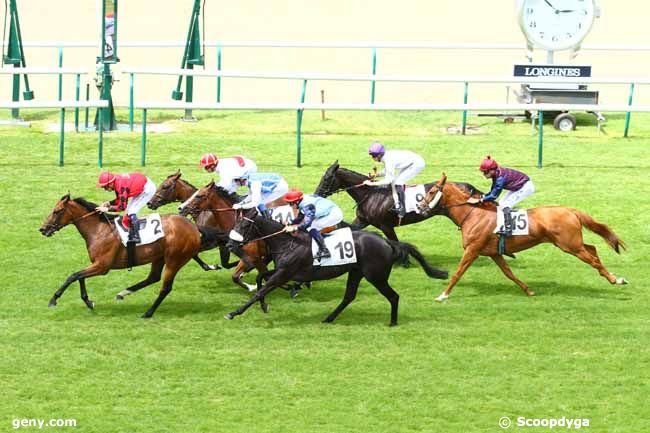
[129,72,134,131]
[296,80,307,168]
[141,109,147,166]
[461,82,468,135]
[216,46,222,103]
[59,108,65,166]
[74,74,80,132]
[98,108,104,167]
[84,83,90,130]
[624,83,634,138]
[537,111,544,168]
[370,47,377,104]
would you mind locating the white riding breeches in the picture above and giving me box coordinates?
[307,207,344,232]
[393,160,425,185]
[499,180,535,208]
[126,179,156,215]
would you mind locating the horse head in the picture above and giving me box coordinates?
[178,180,215,217]
[148,170,185,209]
[314,160,340,197]
[40,194,80,237]
[418,173,447,213]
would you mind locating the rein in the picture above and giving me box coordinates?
[329,183,365,195]
[248,228,286,243]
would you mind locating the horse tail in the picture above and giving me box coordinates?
[572,209,627,254]
[197,225,229,250]
[388,240,448,279]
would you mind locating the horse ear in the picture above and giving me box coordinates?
[174,169,181,178]
[61,192,70,201]
[438,173,447,186]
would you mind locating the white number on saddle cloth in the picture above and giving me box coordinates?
[404,184,426,214]
[269,205,294,225]
[312,227,357,267]
[114,214,165,246]
[494,207,529,235]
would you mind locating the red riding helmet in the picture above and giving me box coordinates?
[97,171,116,187]
[199,153,218,169]
[479,156,498,172]
[284,188,304,203]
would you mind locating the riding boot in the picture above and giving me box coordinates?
[394,185,406,218]
[126,214,139,269]
[502,207,513,237]
[310,228,331,260]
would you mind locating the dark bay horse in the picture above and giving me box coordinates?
[418,174,628,302]
[314,161,450,241]
[40,194,228,318]
[225,209,449,326]
[147,170,237,271]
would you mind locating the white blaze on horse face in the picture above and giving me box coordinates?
[179,190,199,211]
[229,230,244,242]
[428,191,442,209]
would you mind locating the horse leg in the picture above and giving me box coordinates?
[193,255,220,271]
[141,261,187,319]
[232,260,258,292]
[436,249,480,302]
[380,225,399,242]
[225,269,291,320]
[323,270,363,324]
[219,246,239,269]
[558,242,625,285]
[49,264,106,308]
[490,256,535,296]
[116,261,164,301]
[78,278,95,310]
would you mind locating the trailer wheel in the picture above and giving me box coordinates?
[553,113,577,131]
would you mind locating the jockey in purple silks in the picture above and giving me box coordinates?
[466,156,535,236]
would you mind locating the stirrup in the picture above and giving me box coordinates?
[316,248,331,260]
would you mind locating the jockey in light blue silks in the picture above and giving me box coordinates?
[282,189,344,260]
[362,142,426,218]
[232,172,289,214]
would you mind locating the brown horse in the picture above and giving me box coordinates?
[147,170,238,271]
[40,194,227,318]
[418,174,628,301]
[178,180,291,292]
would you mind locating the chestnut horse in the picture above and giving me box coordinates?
[418,174,628,301]
[40,194,228,318]
[147,170,237,271]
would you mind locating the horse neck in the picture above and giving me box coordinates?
[69,203,111,245]
[337,169,370,202]
[442,186,493,228]
[204,190,236,229]
[254,217,295,248]
[176,180,197,201]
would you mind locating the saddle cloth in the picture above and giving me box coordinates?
[268,204,295,225]
[114,214,165,246]
[403,184,427,214]
[313,227,357,267]
[494,207,530,235]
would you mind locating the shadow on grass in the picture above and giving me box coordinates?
[469,279,630,300]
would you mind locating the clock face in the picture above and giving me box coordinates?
[519,0,596,51]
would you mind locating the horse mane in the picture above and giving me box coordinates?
[210,183,240,203]
[452,182,482,197]
[337,166,369,180]
[72,197,119,223]
[167,172,196,190]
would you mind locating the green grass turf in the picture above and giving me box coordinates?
[1,109,649,432]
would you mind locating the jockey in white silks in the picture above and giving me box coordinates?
[199,153,258,194]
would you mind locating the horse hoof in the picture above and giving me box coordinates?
[224,313,235,320]
[245,283,257,292]
[616,277,628,285]
[389,322,398,327]
[207,265,220,271]
[115,294,123,301]
[435,293,449,302]
[86,301,95,310]
[290,289,300,299]
[48,301,57,309]
[261,304,269,314]
[140,313,152,319]
[527,291,536,297]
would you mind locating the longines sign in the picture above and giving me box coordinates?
[513,65,592,78]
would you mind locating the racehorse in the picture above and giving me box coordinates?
[225,209,449,326]
[178,180,287,292]
[314,161,477,241]
[147,170,237,271]
[417,174,628,301]
[40,194,228,318]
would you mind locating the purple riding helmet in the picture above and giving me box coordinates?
[368,142,385,156]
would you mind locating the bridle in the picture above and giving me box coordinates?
[233,215,286,244]
[45,204,103,233]
[150,176,179,205]
[419,182,477,229]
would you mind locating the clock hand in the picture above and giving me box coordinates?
[558,9,576,13]
[543,0,557,10]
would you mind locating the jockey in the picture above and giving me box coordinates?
[362,142,426,217]
[95,171,156,244]
[283,189,344,260]
[199,153,258,193]
[232,172,289,215]
[466,156,535,236]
